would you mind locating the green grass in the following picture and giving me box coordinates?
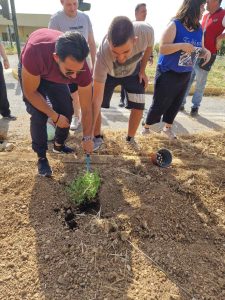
[67,171,101,206]
[146,55,225,90]
[5,45,17,55]
[207,56,225,89]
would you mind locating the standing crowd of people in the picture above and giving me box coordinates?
[0,0,224,176]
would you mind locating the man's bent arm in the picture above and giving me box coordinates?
[78,83,93,137]
[216,32,225,50]
[22,66,59,122]
[91,80,105,135]
[140,46,153,74]
[88,32,97,69]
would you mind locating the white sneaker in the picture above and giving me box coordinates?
[161,127,177,140]
[141,127,151,135]
[70,116,81,130]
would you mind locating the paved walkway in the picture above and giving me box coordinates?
[0,55,224,140]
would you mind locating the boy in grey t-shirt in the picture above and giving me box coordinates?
[49,0,95,67]
[49,0,96,131]
[92,16,154,151]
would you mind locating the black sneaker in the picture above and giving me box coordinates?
[53,144,74,154]
[3,114,17,120]
[190,107,199,117]
[37,158,52,177]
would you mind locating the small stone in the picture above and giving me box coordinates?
[42,269,48,276]
[107,271,117,282]
[126,264,131,272]
[141,220,149,230]
[44,255,50,261]
[21,291,27,297]
[21,252,29,261]
[5,143,14,152]
[119,231,129,241]
[169,295,180,300]
[57,275,64,284]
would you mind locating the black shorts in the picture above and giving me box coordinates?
[102,74,145,110]
[68,83,78,93]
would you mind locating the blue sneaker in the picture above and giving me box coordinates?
[53,144,74,154]
[37,158,52,177]
[93,135,104,152]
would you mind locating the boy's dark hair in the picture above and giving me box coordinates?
[135,3,146,13]
[107,16,134,47]
[174,0,206,30]
[55,31,89,62]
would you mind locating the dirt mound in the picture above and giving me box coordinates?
[0,131,225,300]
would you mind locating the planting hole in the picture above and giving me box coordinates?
[64,207,78,230]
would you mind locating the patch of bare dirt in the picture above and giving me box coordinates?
[0,130,225,300]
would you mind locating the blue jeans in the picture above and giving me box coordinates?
[182,63,209,108]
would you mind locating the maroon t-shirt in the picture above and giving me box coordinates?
[21,28,92,86]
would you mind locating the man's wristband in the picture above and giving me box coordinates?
[82,136,92,142]
[53,113,60,125]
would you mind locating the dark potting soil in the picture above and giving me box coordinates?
[64,207,78,230]
[78,196,100,214]
[53,197,100,231]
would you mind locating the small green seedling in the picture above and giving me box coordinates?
[67,171,101,206]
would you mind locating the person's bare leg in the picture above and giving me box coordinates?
[70,91,81,130]
[71,91,80,118]
[128,109,143,138]
[94,113,102,136]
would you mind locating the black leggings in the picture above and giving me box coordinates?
[145,68,191,125]
[0,62,10,117]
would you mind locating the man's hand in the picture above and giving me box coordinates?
[3,58,9,69]
[82,140,93,154]
[216,37,223,51]
[200,48,211,66]
[139,72,149,89]
[148,56,154,66]
[181,43,195,53]
[54,114,70,128]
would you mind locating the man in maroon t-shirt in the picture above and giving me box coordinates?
[20,28,93,176]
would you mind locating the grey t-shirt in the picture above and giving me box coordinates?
[94,22,154,83]
[48,10,93,40]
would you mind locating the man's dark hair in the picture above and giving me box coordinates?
[55,31,89,62]
[174,0,206,30]
[107,16,134,47]
[135,3,146,13]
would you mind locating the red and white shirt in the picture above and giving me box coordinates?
[202,8,225,54]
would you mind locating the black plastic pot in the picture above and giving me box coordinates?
[150,148,172,168]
